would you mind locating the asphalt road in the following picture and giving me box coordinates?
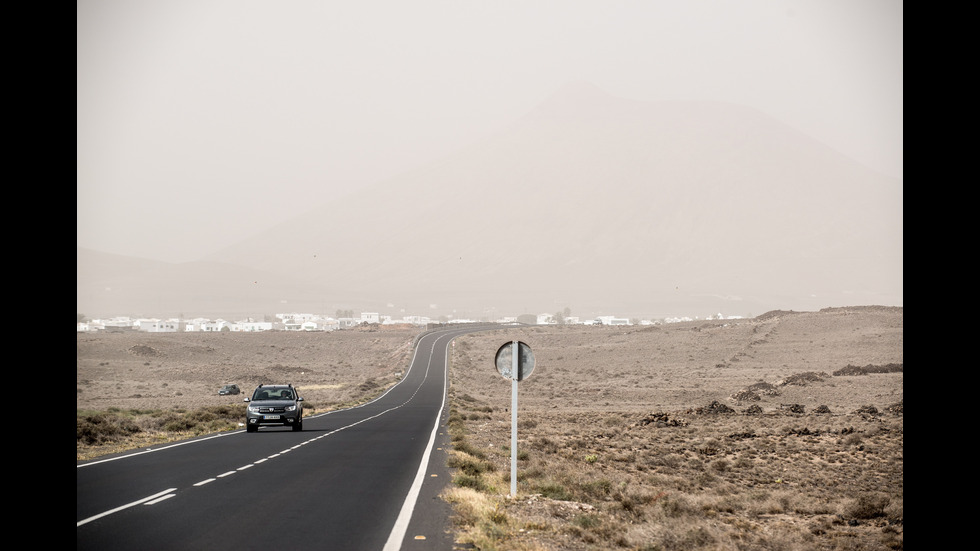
[77,326,492,551]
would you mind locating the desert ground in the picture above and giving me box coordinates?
[76,323,419,414]
[77,306,902,550]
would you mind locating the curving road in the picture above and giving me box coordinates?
[77,326,493,551]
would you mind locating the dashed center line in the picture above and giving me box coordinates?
[145,494,176,505]
[79,330,460,540]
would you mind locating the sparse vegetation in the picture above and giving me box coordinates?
[76,404,248,459]
[443,308,903,550]
[76,327,417,461]
[77,308,903,549]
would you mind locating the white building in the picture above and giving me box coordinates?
[139,319,181,332]
[276,313,317,323]
[596,316,631,326]
[233,321,273,332]
[199,319,232,331]
[360,312,380,324]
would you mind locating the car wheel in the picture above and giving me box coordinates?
[292,420,303,432]
[246,424,257,433]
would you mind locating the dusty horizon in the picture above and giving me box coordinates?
[78,1,902,265]
[77,2,902,323]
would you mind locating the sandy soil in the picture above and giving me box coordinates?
[76,324,421,413]
[77,306,903,550]
[78,306,902,417]
[449,306,903,416]
[442,306,903,550]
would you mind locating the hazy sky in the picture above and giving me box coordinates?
[77,0,902,264]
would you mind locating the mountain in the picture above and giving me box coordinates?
[78,83,902,320]
[76,248,342,320]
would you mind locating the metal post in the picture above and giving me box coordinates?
[511,340,518,497]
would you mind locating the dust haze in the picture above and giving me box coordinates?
[76,1,902,320]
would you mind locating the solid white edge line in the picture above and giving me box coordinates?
[382,333,451,551]
[77,329,465,535]
[77,431,238,468]
[77,488,177,527]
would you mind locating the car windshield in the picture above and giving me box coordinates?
[254,388,292,400]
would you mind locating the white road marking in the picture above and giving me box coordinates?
[145,494,176,505]
[78,330,471,535]
[77,488,177,527]
[383,332,453,551]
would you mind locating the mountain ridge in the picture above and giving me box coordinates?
[78,84,902,320]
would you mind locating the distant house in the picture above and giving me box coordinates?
[102,318,137,331]
[140,319,180,332]
[200,320,232,332]
[276,312,317,323]
[360,312,380,324]
[234,321,273,332]
[183,318,210,331]
[596,316,630,326]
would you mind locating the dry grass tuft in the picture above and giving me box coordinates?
[443,309,902,550]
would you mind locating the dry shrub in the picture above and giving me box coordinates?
[779,371,830,386]
[833,363,903,375]
[841,493,891,520]
[440,314,903,550]
[443,486,503,528]
[448,450,496,477]
[536,481,574,501]
[77,404,248,451]
[76,411,142,445]
[747,488,801,515]
[626,518,723,551]
[441,487,516,550]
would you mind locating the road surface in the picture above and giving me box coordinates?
[77,326,492,550]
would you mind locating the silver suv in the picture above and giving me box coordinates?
[244,384,304,432]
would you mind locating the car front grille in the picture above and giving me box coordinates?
[257,406,287,413]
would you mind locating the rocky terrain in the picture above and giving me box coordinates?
[77,306,902,550]
[444,306,902,550]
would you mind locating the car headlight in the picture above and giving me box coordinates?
[285,405,297,411]
[248,406,261,413]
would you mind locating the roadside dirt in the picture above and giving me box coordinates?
[77,306,902,432]
[76,324,420,414]
[77,306,903,550]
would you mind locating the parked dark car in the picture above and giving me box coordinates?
[244,384,304,432]
[218,384,240,395]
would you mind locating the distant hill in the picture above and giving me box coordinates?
[76,247,340,320]
[78,83,902,320]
